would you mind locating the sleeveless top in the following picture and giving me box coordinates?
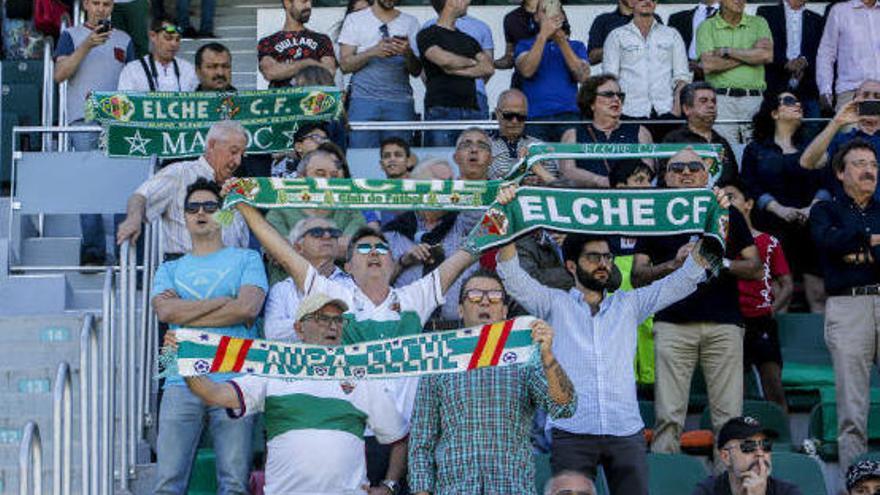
[574,123,641,177]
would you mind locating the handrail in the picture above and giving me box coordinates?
[52,362,72,495]
[136,222,157,450]
[117,240,136,490]
[19,421,42,495]
[79,314,98,495]
[58,20,69,151]
[100,266,115,495]
[41,44,54,151]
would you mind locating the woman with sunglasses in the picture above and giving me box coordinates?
[741,90,826,312]
[559,74,654,188]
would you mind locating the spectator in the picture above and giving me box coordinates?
[560,75,653,188]
[151,178,267,495]
[265,149,365,285]
[329,0,371,92]
[722,180,794,412]
[264,217,355,341]
[53,0,134,265]
[293,66,349,151]
[194,42,232,90]
[692,417,801,495]
[544,471,596,495]
[257,0,336,88]
[380,136,412,180]
[515,3,589,143]
[452,127,493,181]
[177,0,215,39]
[603,0,690,140]
[811,139,880,474]
[664,81,740,185]
[514,230,572,292]
[338,0,421,148]
[741,91,825,312]
[697,0,773,145]
[116,120,250,256]
[117,18,198,91]
[817,0,880,112]
[668,0,719,81]
[416,0,494,147]
[586,0,633,65]
[270,122,329,178]
[497,185,717,493]
[110,0,148,57]
[847,460,880,494]
[180,292,408,494]
[756,0,825,131]
[631,148,762,455]
[800,80,880,200]
[489,89,557,182]
[495,0,540,89]
[408,270,576,494]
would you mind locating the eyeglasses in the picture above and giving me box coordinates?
[355,242,390,255]
[302,313,345,327]
[303,133,327,143]
[667,161,705,174]
[462,289,505,304]
[728,438,773,454]
[379,24,390,38]
[304,227,342,239]
[779,95,800,107]
[596,90,626,101]
[154,23,181,34]
[457,140,492,152]
[500,111,527,122]
[580,251,614,264]
[184,201,220,214]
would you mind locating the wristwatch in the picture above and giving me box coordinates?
[381,480,399,494]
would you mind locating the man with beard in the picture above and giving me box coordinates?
[495,183,720,493]
[258,0,337,87]
[632,148,762,456]
[811,139,880,474]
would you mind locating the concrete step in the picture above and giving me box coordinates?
[0,314,83,342]
[41,214,82,238]
[19,237,80,267]
[0,275,68,316]
[65,271,105,291]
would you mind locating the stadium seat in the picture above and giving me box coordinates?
[187,448,218,495]
[699,400,792,450]
[776,313,828,365]
[807,400,880,461]
[647,453,709,495]
[770,453,826,495]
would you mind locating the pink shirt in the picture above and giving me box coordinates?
[816,0,880,96]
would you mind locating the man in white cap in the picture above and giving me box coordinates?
[179,293,408,495]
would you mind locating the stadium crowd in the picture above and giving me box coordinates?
[28,0,880,492]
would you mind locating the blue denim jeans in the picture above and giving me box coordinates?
[154,385,254,495]
[424,105,484,148]
[526,111,581,143]
[177,0,215,32]
[348,97,416,149]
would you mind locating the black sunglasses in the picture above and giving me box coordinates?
[779,95,800,107]
[304,227,342,239]
[667,161,705,174]
[500,111,527,122]
[184,201,220,214]
[596,90,626,101]
[730,438,773,454]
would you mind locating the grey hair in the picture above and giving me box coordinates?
[543,471,596,495]
[496,88,527,110]
[288,216,338,243]
[411,157,453,180]
[454,127,490,148]
[296,149,342,177]
[205,120,247,144]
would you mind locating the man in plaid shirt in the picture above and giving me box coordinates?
[408,269,576,494]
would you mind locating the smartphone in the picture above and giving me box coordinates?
[393,35,408,42]
[859,100,880,116]
[428,244,444,260]
[97,19,111,34]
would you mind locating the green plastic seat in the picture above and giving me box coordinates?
[770,453,826,495]
[807,400,880,461]
[776,313,828,365]
[699,400,792,449]
[187,448,217,495]
[647,453,709,495]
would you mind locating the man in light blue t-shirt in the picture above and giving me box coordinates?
[151,178,268,495]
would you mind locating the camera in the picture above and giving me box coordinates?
[97,19,111,34]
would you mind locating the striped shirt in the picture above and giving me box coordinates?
[497,253,705,436]
[135,156,249,254]
[489,133,559,180]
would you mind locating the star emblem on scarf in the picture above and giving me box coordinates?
[124,130,151,155]
[282,128,298,148]
[199,333,209,341]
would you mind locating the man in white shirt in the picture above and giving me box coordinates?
[603,0,690,139]
[181,292,409,495]
[116,120,250,256]
[117,17,199,91]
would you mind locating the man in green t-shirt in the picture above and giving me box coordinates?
[697,0,773,146]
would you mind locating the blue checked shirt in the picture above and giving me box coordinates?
[497,254,706,436]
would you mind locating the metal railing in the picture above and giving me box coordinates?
[19,421,43,495]
[117,241,137,492]
[40,45,55,152]
[79,314,99,495]
[52,362,72,495]
[100,266,116,495]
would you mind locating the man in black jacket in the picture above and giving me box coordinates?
[668,0,719,80]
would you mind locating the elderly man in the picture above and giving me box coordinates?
[489,89,557,183]
[117,120,250,257]
[180,292,408,494]
[152,178,267,494]
[692,417,801,494]
[117,17,198,91]
[632,148,762,455]
[847,460,880,495]
[408,270,576,494]
[264,217,355,341]
[811,139,880,474]
[544,471,596,495]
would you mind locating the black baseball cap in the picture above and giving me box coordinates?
[716,416,777,449]
[847,460,880,490]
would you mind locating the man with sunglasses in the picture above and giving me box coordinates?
[409,270,575,494]
[489,89,558,183]
[151,178,268,494]
[632,148,762,456]
[117,17,198,91]
[264,217,356,341]
[177,292,409,495]
[692,417,799,495]
[496,183,718,494]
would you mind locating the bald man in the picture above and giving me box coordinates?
[544,471,596,495]
[489,89,557,183]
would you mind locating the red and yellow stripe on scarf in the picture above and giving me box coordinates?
[467,319,516,369]
[209,336,255,373]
